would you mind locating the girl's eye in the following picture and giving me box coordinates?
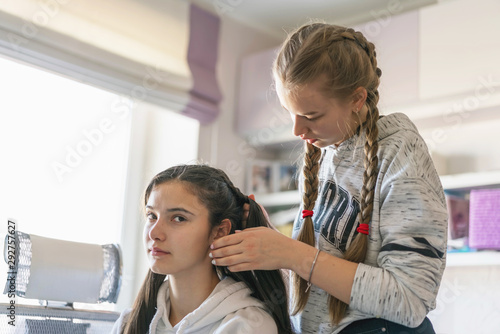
[172,216,186,223]
[146,212,157,221]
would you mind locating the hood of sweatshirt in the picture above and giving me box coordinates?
[152,276,269,333]
[325,112,419,153]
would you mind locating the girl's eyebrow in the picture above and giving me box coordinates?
[167,207,194,215]
[145,206,194,216]
[281,105,319,116]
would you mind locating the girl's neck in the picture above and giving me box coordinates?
[167,268,220,326]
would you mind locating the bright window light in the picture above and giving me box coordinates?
[0,55,131,306]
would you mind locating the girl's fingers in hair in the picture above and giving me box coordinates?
[211,254,247,269]
[227,261,254,272]
[210,240,243,260]
[211,232,244,250]
[214,227,292,271]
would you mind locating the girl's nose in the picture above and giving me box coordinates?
[148,219,165,241]
[292,115,307,137]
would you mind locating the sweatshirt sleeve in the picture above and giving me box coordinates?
[349,140,448,327]
[215,307,278,334]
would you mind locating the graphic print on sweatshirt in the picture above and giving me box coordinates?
[314,179,360,253]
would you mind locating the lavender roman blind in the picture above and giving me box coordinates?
[183,4,222,124]
[0,0,222,124]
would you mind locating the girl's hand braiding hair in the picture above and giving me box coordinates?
[241,194,276,231]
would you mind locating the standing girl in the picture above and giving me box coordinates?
[210,22,448,333]
[112,165,293,334]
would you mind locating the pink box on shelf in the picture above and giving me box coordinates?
[469,188,500,249]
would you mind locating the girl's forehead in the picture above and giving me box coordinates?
[276,75,331,97]
[279,82,333,108]
[148,181,205,210]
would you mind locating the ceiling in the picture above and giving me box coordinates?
[189,0,437,38]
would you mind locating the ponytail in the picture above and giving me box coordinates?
[219,187,293,334]
[121,271,166,334]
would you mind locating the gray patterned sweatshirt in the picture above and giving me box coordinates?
[291,113,448,334]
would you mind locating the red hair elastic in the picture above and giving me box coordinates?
[357,223,369,235]
[302,210,314,218]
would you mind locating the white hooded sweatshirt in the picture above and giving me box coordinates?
[111,276,278,334]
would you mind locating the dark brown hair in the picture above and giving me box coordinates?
[122,164,293,334]
[273,22,381,324]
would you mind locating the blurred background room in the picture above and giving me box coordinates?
[0,0,499,333]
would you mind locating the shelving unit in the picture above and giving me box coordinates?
[440,170,500,191]
[259,170,500,207]
[447,251,500,267]
[255,190,300,208]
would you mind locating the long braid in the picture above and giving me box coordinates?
[327,29,382,324]
[292,142,321,314]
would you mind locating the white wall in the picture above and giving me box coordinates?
[197,13,280,190]
[116,11,281,311]
[428,264,500,333]
[116,102,200,311]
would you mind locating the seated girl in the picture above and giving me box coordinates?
[112,164,292,334]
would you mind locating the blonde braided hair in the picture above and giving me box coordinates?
[273,23,381,324]
[292,141,321,314]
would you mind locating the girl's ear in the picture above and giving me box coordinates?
[351,86,368,110]
[212,219,232,241]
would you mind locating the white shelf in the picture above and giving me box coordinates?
[440,170,500,191]
[257,171,500,208]
[446,251,500,267]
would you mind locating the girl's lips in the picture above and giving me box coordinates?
[299,135,317,144]
[151,248,170,256]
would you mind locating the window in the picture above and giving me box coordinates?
[0,55,130,245]
[0,54,200,309]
